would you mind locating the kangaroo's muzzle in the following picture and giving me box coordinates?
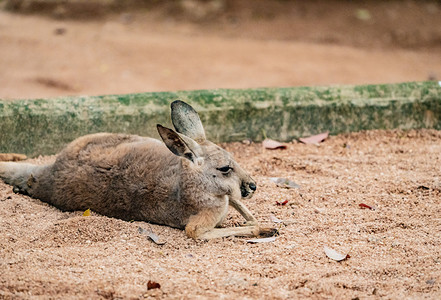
[240,181,256,198]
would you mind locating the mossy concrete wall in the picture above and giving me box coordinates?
[1,81,440,157]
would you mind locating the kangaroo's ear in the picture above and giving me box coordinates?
[171,100,206,144]
[157,124,200,162]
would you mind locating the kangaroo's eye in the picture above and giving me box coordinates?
[217,166,233,174]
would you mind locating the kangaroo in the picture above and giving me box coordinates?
[0,100,275,239]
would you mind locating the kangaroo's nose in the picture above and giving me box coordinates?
[249,182,256,191]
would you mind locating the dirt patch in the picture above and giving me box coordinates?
[1,129,440,299]
[1,0,441,99]
[4,0,441,50]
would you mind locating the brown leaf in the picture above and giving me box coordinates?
[359,203,376,210]
[276,200,288,206]
[324,246,349,261]
[299,132,329,144]
[262,139,287,150]
[147,280,161,290]
[417,185,430,190]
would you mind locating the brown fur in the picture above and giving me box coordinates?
[0,153,27,161]
[0,100,275,239]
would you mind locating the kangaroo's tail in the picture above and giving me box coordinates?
[0,162,43,195]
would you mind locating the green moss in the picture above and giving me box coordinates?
[1,81,440,156]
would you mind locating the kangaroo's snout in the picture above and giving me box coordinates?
[241,179,257,198]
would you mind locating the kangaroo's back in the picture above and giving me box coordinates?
[32,133,188,224]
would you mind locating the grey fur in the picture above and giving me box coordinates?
[171,100,206,143]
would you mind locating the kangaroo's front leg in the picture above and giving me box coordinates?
[229,197,258,226]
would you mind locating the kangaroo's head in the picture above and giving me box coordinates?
[157,100,256,200]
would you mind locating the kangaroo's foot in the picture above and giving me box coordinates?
[0,153,27,162]
[12,174,36,196]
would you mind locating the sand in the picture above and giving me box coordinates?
[1,129,440,299]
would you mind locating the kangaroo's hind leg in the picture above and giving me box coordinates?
[185,206,277,240]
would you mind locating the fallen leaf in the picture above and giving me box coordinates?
[269,177,300,189]
[262,139,287,150]
[147,280,161,290]
[324,246,349,261]
[247,237,277,244]
[269,215,283,223]
[138,227,166,245]
[314,207,325,214]
[298,132,329,144]
[359,203,376,210]
[83,208,91,216]
[417,185,430,190]
[276,200,288,206]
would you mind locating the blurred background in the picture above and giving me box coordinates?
[0,0,440,99]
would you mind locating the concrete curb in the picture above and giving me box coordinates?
[1,81,440,156]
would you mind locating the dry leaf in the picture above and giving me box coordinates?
[269,177,300,189]
[299,132,329,144]
[262,139,287,150]
[246,237,276,244]
[276,200,288,206]
[324,246,349,261]
[269,215,283,223]
[147,280,161,290]
[83,208,91,216]
[359,203,376,210]
[314,207,325,214]
[138,227,166,245]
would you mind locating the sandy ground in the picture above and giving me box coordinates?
[1,0,441,99]
[1,129,441,299]
[1,1,441,299]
